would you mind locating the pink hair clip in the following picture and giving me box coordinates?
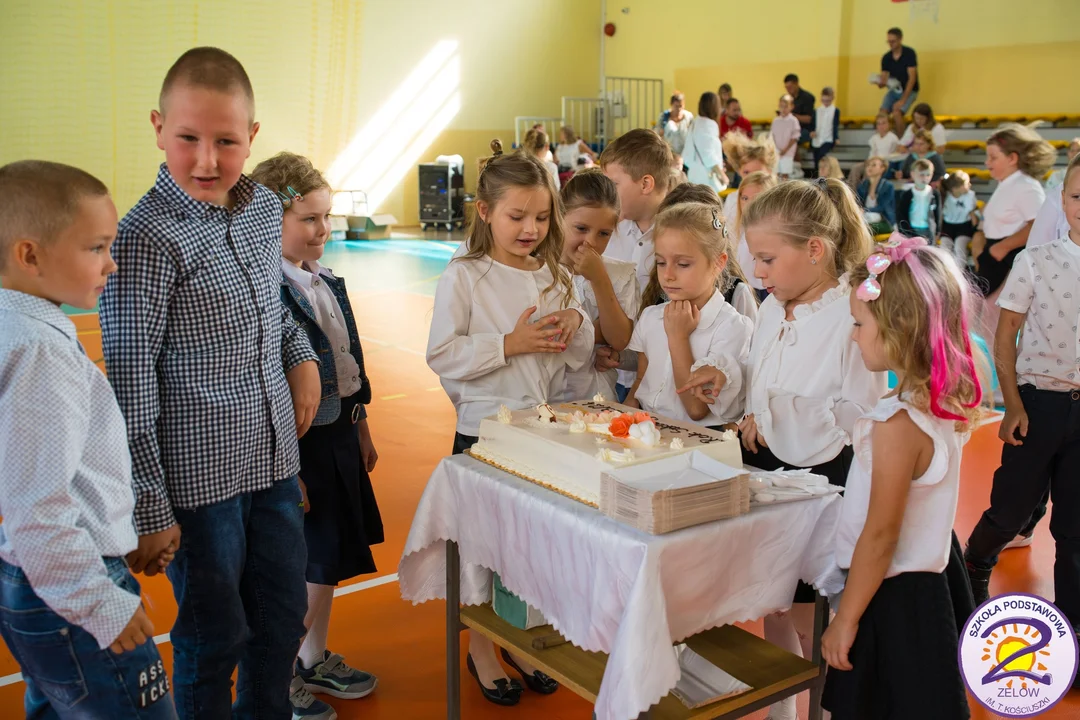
[856,253,891,302]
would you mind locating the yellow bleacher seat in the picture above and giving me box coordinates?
[719,187,736,198]
[1050,139,1075,149]
[842,116,877,128]
[949,167,992,181]
[748,118,773,128]
[976,200,985,210]
[874,233,892,243]
[943,140,986,152]
[987,114,1030,125]
[1056,114,1080,126]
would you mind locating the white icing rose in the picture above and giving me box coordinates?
[592,392,606,403]
[594,437,608,445]
[497,405,513,424]
[628,421,662,447]
[596,448,635,464]
[537,403,557,423]
[721,429,738,442]
[669,437,685,450]
[569,417,587,433]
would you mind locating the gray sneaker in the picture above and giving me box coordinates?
[297,650,378,700]
[291,675,338,720]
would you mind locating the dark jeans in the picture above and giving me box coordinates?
[966,386,1080,626]
[0,557,177,720]
[166,478,308,720]
[812,141,835,176]
[616,384,630,403]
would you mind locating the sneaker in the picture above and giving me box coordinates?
[966,562,992,608]
[298,650,378,700]
[1003,533,1034,550]
[291,675,337,720]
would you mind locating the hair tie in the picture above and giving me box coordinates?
[855,231,928,302]
[275,186,303,208]
[814,176,830,191]
[711,209,729,238]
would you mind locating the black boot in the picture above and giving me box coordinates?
[966,561,991,608]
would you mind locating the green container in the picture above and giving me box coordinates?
[492,573,547,630]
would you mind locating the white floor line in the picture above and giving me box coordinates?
[0,573,400,689]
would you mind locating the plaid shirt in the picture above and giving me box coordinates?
[100,165,317,534]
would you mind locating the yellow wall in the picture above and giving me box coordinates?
[604,0,1080,124]
[0,0,601,224]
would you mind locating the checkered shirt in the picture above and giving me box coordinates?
[0,290,141,649]
[100,165,317,534]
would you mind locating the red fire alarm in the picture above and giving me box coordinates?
[604,22,616,37]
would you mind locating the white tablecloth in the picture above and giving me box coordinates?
[399,455,843,720]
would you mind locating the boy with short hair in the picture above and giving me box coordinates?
[99,47,321,719]
[599,128,675,400]
[896,158,941,240]
[0,160,176,718]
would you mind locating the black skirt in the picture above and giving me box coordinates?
[975,236,1018,296]
[744,443,854,603]
[821,570,971,720]
[298,392,384,585]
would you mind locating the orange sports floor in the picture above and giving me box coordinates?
[3,238,1077,719]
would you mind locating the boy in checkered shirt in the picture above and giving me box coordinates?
[100,47,321,719]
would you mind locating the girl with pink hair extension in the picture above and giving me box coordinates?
[821,232,987,720]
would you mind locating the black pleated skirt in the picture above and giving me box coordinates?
[822,568,971,719]
[298,392,384,585]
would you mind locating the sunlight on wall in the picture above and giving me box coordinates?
[327,39,460,212]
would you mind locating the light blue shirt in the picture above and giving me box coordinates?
[0,289,140,649]
[910,186,933,229]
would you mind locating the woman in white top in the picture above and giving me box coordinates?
[559,169,640,401]
[657,91,694,156]
[822,238,982,720]
[682,92,729,192]
[897,102,947,151]
[972,124,1056,353]
[680,178,884,720]
[625,202,753,426]
[555,125,597,172]
[427,141,592,705]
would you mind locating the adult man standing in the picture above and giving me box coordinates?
[877,27,919,136]
[720,98,753,139]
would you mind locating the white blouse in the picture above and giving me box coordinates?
[1027,188,1070,250]
[683,117,727,192]
[281,260,362,398]
[427,257,594,435]
[661,109,694,156]
[563,258,641,401]
[982,171,1045,239]
[627,291,753,425]
[835,395,967,577]
[867,131,900,160]
[746,278,887,467]
[899,122,947,149]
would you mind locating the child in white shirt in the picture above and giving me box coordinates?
[822,237,983,720]
[625,202,753,427]
[868,113,900,161]
[771,94,802,179]
[938,170,978,265]
[555,125,596,172]
[427,140,592,704]
[680,178,885,720]
[559,169,639,401]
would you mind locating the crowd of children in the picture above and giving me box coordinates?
[2,41,1079,720]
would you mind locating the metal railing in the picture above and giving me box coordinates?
[561,96,611,149]
[604,76,664,141]
[514,116,563,148]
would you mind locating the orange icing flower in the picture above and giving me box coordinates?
[632,412,652,425]
[609,414,633,439]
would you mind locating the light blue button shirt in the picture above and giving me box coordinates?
[0,289,140,649]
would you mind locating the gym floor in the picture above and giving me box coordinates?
[3,234,1074,719]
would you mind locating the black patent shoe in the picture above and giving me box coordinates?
[467,653,523,706]
[500,648,560,695]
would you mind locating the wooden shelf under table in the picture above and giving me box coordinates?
[460,603,821,719]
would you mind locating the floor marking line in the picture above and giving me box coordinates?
[380,394,407,401]
[0,574,400,688]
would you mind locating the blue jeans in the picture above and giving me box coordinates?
[0,557,177,719]
[166,477,307,720]
[881,88,918,114]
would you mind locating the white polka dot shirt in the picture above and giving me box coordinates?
[0,289,141,649]
[998,238,1080,390]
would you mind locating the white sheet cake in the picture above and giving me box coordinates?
[469,399,744,506]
